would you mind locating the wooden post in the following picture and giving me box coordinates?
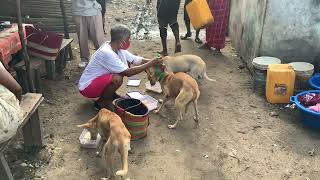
[22,110,43,148]
[60,0,73,60]
[0,153,13,180]
[16,0,35,93]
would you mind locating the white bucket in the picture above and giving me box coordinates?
[289,62,314,92]
[252,56,282,94]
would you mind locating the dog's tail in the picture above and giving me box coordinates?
[116,142,130,178]
[76,114,99,129]
[203,65,216,82]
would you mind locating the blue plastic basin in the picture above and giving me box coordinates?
[309,73,320,90]
[290,90,320,128]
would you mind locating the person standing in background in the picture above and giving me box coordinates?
[97,0,107,34]
[72,0,106,68]
[200,0,230,53]
[147,0,182,56]
[180,0,202,44]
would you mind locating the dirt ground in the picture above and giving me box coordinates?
[5,0,320,179]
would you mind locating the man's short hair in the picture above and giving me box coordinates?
[110,24,131,42]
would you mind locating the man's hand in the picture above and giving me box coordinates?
[121,57,162,77]
[150,57,163,66]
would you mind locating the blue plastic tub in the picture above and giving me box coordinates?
[290,90,320,128]
[309,73,320,90]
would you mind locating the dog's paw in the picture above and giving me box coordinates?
[116,170,128,176]
[193,116,198,121]
[168,124,176,129]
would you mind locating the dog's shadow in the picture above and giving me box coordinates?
[152,100,200,130]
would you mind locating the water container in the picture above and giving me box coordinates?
[252,57,281,95]
[266,64,295,104]
[309,73,320,90]
[290,90,320,128]
[289,62,314,93]
[186,0,214,29]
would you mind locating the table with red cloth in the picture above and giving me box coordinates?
[0,23,26,68]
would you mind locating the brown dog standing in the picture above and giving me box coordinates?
[163,55,216,82]
[77,108,131,180]
[146,64,200,129]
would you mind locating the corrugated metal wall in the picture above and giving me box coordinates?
[0,0,76,32]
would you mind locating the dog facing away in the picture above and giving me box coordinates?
[77,108,131,180]
[163,54,216,82]
[146,64,200,129]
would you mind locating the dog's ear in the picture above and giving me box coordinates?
[77,123,91,129]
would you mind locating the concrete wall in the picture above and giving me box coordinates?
[260,0,320,63]
[229,0,320,67]
[229,0,267,66]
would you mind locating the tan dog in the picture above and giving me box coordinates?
[163,54,215,82]
[77,108,131,180]
[146,64,200,129]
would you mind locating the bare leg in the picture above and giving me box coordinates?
[195,30,202,44]
[181,2,192,40]
[170,23,181,53]
[159,27,168,56]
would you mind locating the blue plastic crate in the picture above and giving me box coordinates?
[290,90,320,128]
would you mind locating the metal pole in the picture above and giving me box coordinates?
[16,0,35,92]
[60,0,73,60]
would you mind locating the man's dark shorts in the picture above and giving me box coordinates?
[157,0,181,28]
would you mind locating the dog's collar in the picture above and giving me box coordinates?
[155,65,166,82]
[158,72,166,82]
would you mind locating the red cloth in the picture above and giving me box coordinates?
[205,0,230,50]
[80,74,113,98]
[298,93,320,107]
[25,26,63,61]
[0,24,26,68]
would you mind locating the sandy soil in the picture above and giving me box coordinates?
[5,0,320,179]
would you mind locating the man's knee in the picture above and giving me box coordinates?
[159,27,167,38]
[112,74,123,86]
[170,22,179,31]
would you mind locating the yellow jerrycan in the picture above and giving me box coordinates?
[186,0,214,29]
[266,64,295,104]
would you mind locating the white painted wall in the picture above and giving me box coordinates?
[260,0,320,63]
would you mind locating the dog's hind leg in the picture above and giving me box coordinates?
[168,91,191,129]
[154,96,169,114]
[104,140,116,179]
[168,108,183,129]
[193,99,200,123]
[116,142,130,180]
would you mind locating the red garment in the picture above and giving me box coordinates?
[80,74,113,98]
[25,25,63,61]
[0,24,26,68]
[298,93,320,107]
[205,0,230,50]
